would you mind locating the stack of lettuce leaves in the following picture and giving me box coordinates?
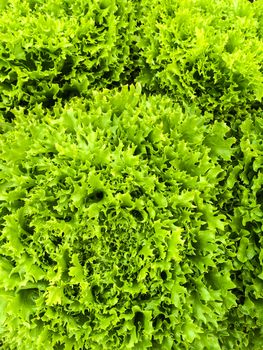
[0,0,262,349]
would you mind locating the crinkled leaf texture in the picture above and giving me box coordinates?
[0,0,263,349]
[1,84,261,349]
[136,0,263,115]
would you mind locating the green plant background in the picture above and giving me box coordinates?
[0,0,262,349]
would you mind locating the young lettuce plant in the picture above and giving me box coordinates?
[0,85,245,349]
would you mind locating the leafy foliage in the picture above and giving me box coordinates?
[0,0,136,116]
[0,0,262,349]
[136,0,263,115]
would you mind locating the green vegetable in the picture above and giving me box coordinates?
[0,0,262,349]
[136,0,263,115]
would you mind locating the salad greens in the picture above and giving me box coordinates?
[0,0,262,349]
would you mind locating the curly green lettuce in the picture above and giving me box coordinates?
[0,85,243,349]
